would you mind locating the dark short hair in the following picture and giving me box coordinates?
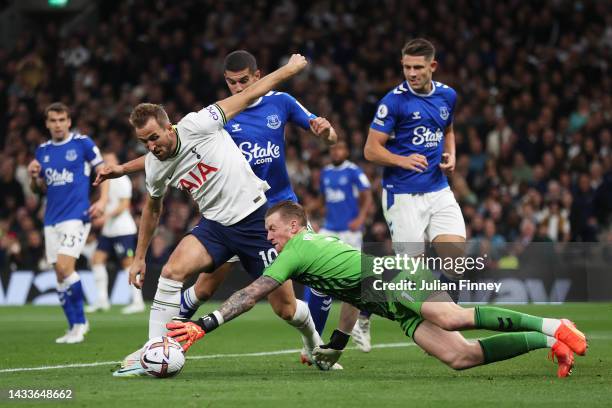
[265,200,307,227]
[402,38,436,60]
[44,102,71,119]
[223,50,258,73]
[129,103,170,129]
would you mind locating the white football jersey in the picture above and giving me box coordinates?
[102,175,137,237]
[145,104,270,226]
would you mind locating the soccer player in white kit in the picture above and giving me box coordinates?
[113,54,325,376]
[87,152,144,314]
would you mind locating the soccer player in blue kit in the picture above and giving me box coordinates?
[319,140,374,351]
[364,38,466,287]
[28,102,108,343]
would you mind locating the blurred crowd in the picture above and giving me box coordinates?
[0,0,610,272]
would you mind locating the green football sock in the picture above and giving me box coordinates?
[474,306,543,332]
[478,332,548,364]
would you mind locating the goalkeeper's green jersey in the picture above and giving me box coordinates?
[263,231,433,324]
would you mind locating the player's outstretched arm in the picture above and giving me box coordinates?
[93,155,146,186]
[217,54,308,121]
[166,276,280,351]
[364,128,428,172]
[130,193,163,289]
[89,165,110,218]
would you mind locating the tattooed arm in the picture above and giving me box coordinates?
[165,276,282,351]
[217,276,281,323]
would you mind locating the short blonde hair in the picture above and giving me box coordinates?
[265,201,307,227]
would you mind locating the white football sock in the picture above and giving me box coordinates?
[149,277,182,338]
[542,318,561,337]
[287,299,321,350]
[92,264,109,305]
[546,335,557,348]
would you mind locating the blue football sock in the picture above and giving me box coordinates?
[65,273,86,324]
[179,286,202,319]
[57,283,74,328]
[303,287,332,336]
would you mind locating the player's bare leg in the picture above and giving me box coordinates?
[432,234,466,302]
[413,320,484,369]
[413,318,574,377]
[266,280,340,369]
[418,291,584,376]
[150,235,214,338]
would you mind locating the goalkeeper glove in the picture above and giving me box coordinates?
[313,329,350,370]
[166,317,205,352]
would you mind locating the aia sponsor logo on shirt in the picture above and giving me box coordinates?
[178,161,219,192]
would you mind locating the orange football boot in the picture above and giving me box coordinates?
[554,319,587,356]
[548,340,575,378]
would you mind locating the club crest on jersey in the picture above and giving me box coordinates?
[439,106,449,120]
[266,115,281,130]
[65,149,77,161]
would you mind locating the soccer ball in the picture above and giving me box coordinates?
[139,336,185,378]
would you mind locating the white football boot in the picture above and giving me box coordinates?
[113,347,147,377]
[351,316,372,352]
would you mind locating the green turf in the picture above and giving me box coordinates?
[0,303,611,407]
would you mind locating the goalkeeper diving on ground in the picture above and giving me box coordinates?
[167,201,587,378]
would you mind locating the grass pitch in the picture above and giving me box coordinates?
[1,303,611,407]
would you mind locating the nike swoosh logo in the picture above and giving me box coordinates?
[116,367,144,373]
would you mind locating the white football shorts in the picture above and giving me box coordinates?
[382,187,466,256]
[44,220,91,264]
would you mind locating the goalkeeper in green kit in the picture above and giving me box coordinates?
[167,201,587,378]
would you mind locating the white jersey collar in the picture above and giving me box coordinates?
[247,97,263,109]
[50,132,74,146]
[331,160,351,170]
[407,80,436,97]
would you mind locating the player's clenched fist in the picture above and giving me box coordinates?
[284,54,308,75]
[27,159,41,178]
